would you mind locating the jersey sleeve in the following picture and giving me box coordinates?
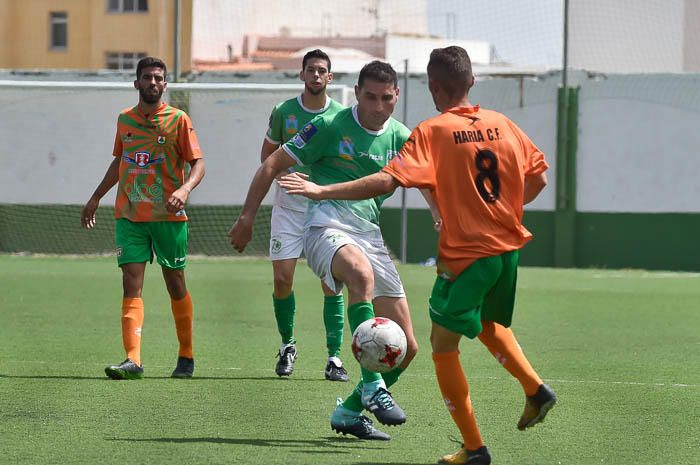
[265,105,283,145]
[507,119,548,176]
[383,125,436,190]
[177,112,203,161]
[281,116,327,167]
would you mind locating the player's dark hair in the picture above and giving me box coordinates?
[358,60,398,88]
[427,46,473,99]
[136,56,167,80]
[302,49,332,72]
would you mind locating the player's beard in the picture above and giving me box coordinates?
[305,82,326,96]
[139,86,163,104]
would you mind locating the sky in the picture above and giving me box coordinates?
[427,0,564,67]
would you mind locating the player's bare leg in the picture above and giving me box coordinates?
[329,245,392,438]
[105,262,147,380]
[330,246,405,426]
[432,323,491,465]
[163,267,194,378]
[271,258,298,376]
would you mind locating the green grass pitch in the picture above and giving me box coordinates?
[0,255,698,465]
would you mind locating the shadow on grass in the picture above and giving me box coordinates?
[0,374,105,380]
[107,436,389,452]
[0,373,329,382]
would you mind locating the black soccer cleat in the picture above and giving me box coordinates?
[324,359,349,382]
[331,414,391,441]
[275,343,297,377]
[171,356,195,378]
[104,358,144,380]
[363,387,406,426]
[518,383,557,430]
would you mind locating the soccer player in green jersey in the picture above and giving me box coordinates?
[261,49,348,381]
[229,61,420,440]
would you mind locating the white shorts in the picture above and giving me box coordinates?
[303,226,405,299]
[269,205,306,260]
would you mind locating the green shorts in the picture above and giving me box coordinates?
[115,218,189,269]
[428,250,519,338]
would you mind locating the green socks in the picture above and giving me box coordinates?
[342,366,406,412]
[273,292,296,345]
[323,294,345,358]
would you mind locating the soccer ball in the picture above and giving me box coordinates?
[351,317,407,373]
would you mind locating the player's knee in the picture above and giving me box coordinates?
[345,264,374,294]
[273,273,294,295]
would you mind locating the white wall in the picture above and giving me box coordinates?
[3,73,700,214]
[569,0,685,73]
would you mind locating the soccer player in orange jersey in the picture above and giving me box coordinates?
[81,57,205,380]
[278,46,556,464]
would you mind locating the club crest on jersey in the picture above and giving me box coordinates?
[157,135,166,144]
[339,137,355,160]
[135,152,151,167]
[285,115,298,134]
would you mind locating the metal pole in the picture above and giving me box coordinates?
[400,59,409,263]
[174,0,181,83]
[562,0,569,90]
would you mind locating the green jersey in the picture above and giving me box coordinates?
[266,95,344,211]
[282,105,410,233]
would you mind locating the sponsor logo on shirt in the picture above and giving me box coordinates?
[123,132,133,143]
[124,151,164,168]
[338,137,354,160]
[285,115,298,134]
[157,135,166,144]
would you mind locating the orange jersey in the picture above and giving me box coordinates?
[384,105,548,277]
[112,103,202,222]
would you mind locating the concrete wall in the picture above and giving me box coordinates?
[1,71,698,214]
[568,0,686,73]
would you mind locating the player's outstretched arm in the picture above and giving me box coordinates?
[278,171,399,201]
[228,148,296,252]
[524,172,548,205]
[81,157,120,229]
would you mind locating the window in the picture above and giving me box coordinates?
[50,12,68,49]
[106,52,147,70]
[107,0,148,13]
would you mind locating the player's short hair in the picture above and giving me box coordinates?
[358,60,398,89]
[427,46,473,99]
[302,49,332,72]
[136,57,167,80]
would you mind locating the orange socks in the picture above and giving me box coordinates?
[432,351,484,450]
[121,297,144,366]
[477,320,542,396]
[171,292,194,359]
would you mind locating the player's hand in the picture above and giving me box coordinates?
[228,216,253,253]
[81,196,100,229]
[278,173,323,200]
[166,187,190,213]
